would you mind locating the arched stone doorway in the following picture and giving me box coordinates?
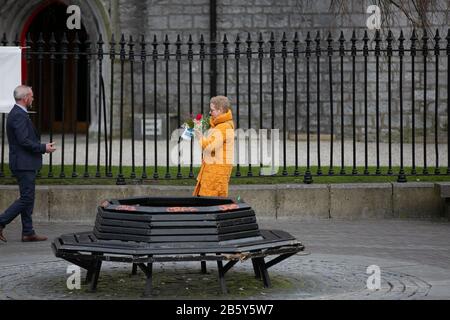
[0,0,112,134]
[25,1,89,133]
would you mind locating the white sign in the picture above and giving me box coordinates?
[142,118,162,136]
[0,47,21,113]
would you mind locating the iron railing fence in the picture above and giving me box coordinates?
[0,28,449,184]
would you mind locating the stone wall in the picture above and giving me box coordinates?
[1,0,449,142]
[107,0,450,142]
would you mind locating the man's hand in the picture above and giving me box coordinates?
[45,142,56,154]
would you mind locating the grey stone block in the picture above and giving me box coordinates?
[330,183,393,219]
[193,15,209,29]
[48,186,134,223]
[228,185,277,218]
[148,16,168,30]
[276,184,330,219]
[169,15,193,29]
[435,182,450,198]
[393,182,445,219]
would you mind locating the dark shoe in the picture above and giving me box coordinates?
[0,226,6,243]
[22,234,48,242]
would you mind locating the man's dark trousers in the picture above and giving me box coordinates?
[0,170,36,236]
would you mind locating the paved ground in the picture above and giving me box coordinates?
[0,217,449,300]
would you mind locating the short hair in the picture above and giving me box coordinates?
[210,96,231,113]
[14,85,32,101]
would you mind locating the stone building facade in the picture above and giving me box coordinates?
[0,0,449,142]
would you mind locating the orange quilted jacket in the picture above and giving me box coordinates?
[193,109,234,197]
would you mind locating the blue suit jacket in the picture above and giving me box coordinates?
[7,105,46,171]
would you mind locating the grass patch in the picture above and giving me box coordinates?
[0,164,450,185]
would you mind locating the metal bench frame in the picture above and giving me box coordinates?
[52,230,304,296]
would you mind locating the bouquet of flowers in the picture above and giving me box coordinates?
[181,113,210,140]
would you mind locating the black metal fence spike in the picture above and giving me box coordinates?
[109,34,116,60]
[422,29,429,56]
[119,34,126,61]
[85,34,91,48]
[1,33,7,46]
[387,29,393,41]
[37,32,44,45]
[305,32,311,57]
[258,32,264,59]
[129,35,134,61]
[399,30,405,56]
[350,30,356,56]
[73,33,80,60]
[187,34,193,61]
[222,33,227,44]
[152,34,158,61]
[411,28,418,41]
[97,33,103,44]
[435,29,441,55]
[74,32,80,44]
[386,30,393,56]
[339,31,344,56]
[327,32,333,56]
[315,31,321,56]
[434,29,441,43]
[363,29,369,42]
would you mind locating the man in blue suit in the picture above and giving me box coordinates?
[0,85,56,243]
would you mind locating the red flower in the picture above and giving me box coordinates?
[195,114,203,121]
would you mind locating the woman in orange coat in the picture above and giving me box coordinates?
[193,96,234,197]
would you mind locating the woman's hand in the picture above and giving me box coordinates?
[194,128,202,140]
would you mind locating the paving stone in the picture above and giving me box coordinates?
[0,218,449,299]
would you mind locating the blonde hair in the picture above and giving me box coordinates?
[210,96,231,113]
